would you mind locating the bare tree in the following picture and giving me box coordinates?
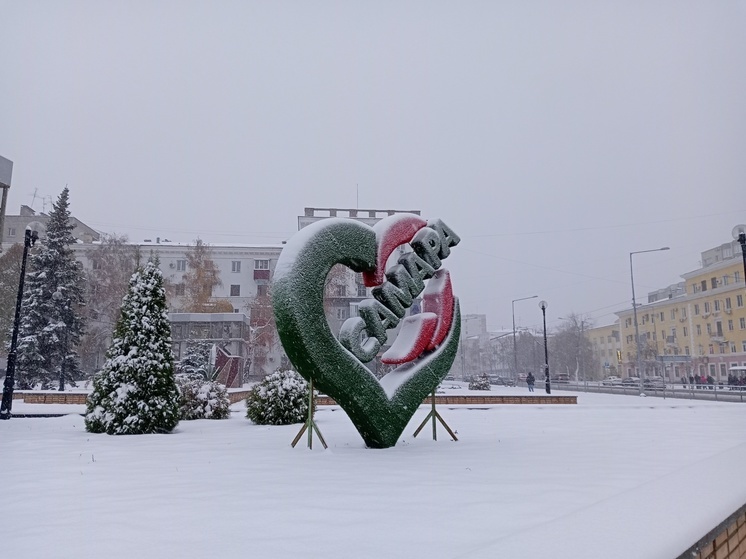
[178,239,232,313]
[245,289,276,379]
[0,243,23,352]
[79,234,138,375]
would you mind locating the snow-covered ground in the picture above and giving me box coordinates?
[3,386,746,559]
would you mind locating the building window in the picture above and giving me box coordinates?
[723,276,729,286]
[685,346,690,355]
[234,308,239,313]
[728,320,734,331]
[335,308,348,320]
[731,343,737,353]
[7,227,16,237]
[701,280,707,292]
[357,284,367,297]
[696,325,702,336]
[256,284,268,297]
[683,326,688,337]
[230,285,241,297]
[737,294,744,308]
[335,285,346,297]
[232,261,241,273]
[708,344,714,355]
[174,283,185,296]
[659,312,664,322]
[726,297,732,310]
[741,318,746,330]
[176,260,187,272]
[704,302,711,314]
[736,271,742,283]
[711,277,718,289]
[742,341,746,352]
[255,259,269,270]
[694,304,699,315]
[681,307,687,319]
[714,300,721,312]
[670,310,676,320]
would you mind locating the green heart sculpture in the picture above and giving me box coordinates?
[272,217,460,449]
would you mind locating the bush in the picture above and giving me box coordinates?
[246,370,314,425]
[175,374,231,420]
[468,374,491,391]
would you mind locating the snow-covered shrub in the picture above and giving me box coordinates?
[176,374,231,420]
[468,374,491,391]
[246,370,314,425]
[85,261,180,435]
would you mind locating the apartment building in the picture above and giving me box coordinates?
[617,240,746,383]
[586,321,622,378]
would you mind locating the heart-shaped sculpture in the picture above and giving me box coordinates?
[272,216,460,448]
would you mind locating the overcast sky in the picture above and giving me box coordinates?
[1,1,744,332]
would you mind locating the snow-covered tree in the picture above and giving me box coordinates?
[245,369,314,425]
[468,373,491,391]
[14,188,85,390]
[175,373,230,420]
[176,340,213,378]
[85,260,180,435]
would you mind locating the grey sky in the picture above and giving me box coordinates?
[1,1,744,332]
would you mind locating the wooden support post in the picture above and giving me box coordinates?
[291,378,328,449]
[413,390,458,441]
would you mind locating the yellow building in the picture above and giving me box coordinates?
[617,241,746,384]
[586,321,621,379]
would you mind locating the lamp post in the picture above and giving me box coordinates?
[630,247,670,396]
[539,300,550,394]
[0,227,39,419]
[512,295,537,381]
[732,225,746,286]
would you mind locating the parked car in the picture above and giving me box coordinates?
[602,376,622,386]
[621,377,640,386]
[490,376,516,387]
[643,376,665,389]
[552,373,570,383]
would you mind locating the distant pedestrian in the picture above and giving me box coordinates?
[526,372,535,392]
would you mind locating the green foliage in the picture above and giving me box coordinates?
[177,340,213,379]
[15,187,86,389]
[468,374,491,391]
[245,370,313,425]
[272,219,460,448]
[85,261,180,435]
[175,374,231,420]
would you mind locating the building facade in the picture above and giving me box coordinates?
[586,321,622,379]
[616,245,746,384]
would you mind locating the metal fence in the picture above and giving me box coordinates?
[549,381,746,403]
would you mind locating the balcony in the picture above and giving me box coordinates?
[253,269,270,281]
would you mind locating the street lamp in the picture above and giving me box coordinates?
[732,225,746,286]
[512,295,537,381]
[630,246,670,396]
[0,227,39,419]
[539,300,550,394]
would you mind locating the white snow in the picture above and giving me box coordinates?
[3,387,745,559]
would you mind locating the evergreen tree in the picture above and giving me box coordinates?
[85,260,180,434]
[15,188,85,389]
[176,340,213,378]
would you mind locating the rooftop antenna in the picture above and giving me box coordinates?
[356,183,359,209]
[30,188,39,209]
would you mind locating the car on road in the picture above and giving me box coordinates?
[490,376,516,387]
[643,376,665,389]
[621,377,641,387]
[602,376,622,386]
